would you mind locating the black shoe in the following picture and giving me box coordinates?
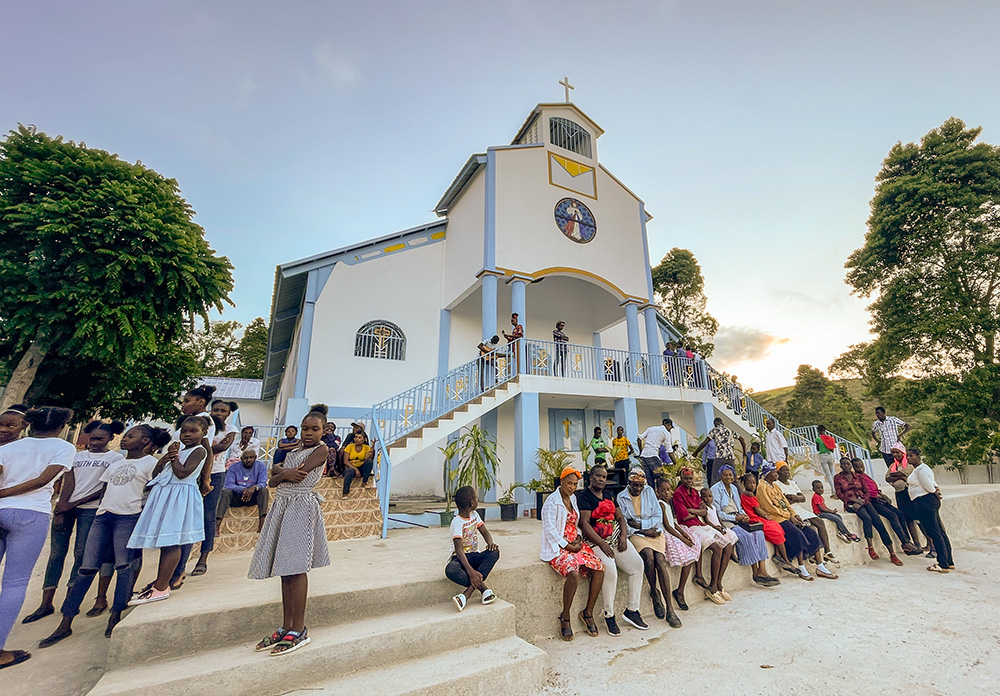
[38,628,72,649]
[666,612,683,628]
[753,576,770,587]
[671,589,689,611]
[621,609,649,631]
[651,591,665,619]
[604,614,621,637]
[21,606,54,624]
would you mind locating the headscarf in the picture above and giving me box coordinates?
[679,467,693,477]
[627,467,647,483]
[889,442,908,472]
[760,461,777,476]
[775,461,788,471]
[560,466,582,480]
[718,464,736,477]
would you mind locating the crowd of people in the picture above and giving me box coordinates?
[0,386,959,666]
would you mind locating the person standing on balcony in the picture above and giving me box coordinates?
[764,419,788,464]
[477,335,499,391]
[693,418,745,485]
[502,313,523,373]
[636,419,672,485]
[871,407,909,465]
[553,321,569,376]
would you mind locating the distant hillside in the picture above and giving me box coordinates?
[752,378,935,442]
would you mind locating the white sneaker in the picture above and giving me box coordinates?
[128,586,170,606]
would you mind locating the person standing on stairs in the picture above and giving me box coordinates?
[446,486,500,612]
[249,404,331,656]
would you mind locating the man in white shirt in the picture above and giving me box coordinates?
[636,418,672,484]
[765,418,788,463]
[871,407,909,465]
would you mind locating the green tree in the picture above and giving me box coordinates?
[779,365,866,440]
[230,317,268,379]
[184,320,243,375]
[833,117,1000,465]
[651,248,719,357]
[0,125,233,412]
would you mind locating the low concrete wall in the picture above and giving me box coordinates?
[484,485,1000,643]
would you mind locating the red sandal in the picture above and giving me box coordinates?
[868,546,879,560]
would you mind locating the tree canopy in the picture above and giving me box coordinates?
[833,117,1000,466]
[651,248,719,357]
[0,125,234,417]
[183,317,268,379]
[778,365,866,442]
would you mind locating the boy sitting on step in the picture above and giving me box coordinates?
[446,486,500,611]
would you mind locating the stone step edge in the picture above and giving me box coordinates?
[309,635,548,696]
[95,601,518,694]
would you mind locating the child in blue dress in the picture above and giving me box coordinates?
[127,416,209,606]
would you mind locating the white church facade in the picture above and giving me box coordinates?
[260,100,758,513]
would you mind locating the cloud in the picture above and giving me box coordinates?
[711,326,791,366]
[311,42,360,88]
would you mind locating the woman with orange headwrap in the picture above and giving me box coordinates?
[540,467,604,642]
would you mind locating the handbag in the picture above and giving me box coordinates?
[738,521,763,533]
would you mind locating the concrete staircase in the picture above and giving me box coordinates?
[385,378,521,462]
[89,580,547,696]
[202,476,383,554]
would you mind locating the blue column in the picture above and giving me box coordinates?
[614,398,639,443]
[481,273,498,340]
[510,278,526,374]
[693,401,714,439]
[438,308,451,375]
[513,392,540,508]
[480,409,499,503]
[625,303,641,355]
[644,306,660,356]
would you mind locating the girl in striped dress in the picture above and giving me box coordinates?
[249,404,330,656]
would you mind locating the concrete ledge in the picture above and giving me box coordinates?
[106,485,1000,664]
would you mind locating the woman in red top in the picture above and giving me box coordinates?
[740,472,794,571]
[833,457,902,565]
[671,468,731,604]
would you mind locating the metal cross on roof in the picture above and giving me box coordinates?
[559,76,574,103]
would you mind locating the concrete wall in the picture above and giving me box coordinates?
[442,168,486,309]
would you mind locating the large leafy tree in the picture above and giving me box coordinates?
[183,320,243,375]
[651,248,719,357]
[0,125,233,414]
[230,317,268,379]
[833,117,1000,465]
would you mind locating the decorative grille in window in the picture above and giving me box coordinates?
[355,321,406,361]
[549,117,592,158]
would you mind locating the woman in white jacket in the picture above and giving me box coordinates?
[540,467,604,642]
[906,448,953,573]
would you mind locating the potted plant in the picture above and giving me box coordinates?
[449,425,502,520]
[497,481,525,521]
[530,448,573,520]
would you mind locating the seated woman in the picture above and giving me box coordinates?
[671,467,732,604]
[740,472,793,572]
[540,467,604,641]
[653,478,705,613]
[340,432,374,498]
[615,469,682,627]
[775,462,839,566]
[710,466,778,587]
[852,458,919,555]
[756,463,837,580]
[834,457,902,566]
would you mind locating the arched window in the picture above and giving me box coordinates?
[355,320,406,360]
[549,117,592,158]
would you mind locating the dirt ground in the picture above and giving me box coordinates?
[540,535,1000,696]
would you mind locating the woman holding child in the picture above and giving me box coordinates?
[540,467,604,642]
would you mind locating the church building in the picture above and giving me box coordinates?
[260,98,753,515]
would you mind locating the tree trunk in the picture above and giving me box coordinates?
[1,340,49,410]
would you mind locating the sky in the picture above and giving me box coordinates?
[4,0,1000,391]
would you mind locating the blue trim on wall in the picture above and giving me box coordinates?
[438,308,451,374]
[639,202,655,301]
[643,306,660,355]
[292,266,333,399]
[624,303,641,355]
[483,149,497,271]
[482,274,498,340]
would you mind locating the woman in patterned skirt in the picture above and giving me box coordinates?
[540,467,604,642]
[249,404,331,656]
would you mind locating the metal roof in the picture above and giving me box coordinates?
[198,376,264,401]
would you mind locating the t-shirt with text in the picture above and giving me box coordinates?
[450,511,483,554]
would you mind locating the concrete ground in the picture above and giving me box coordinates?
[4,486,1000,695]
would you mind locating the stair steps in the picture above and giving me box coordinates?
[201,476,382,554]
[91,599,545,696]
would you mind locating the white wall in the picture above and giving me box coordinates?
[235,399,277,427]
[305,242,445,409]
[442,168,486,309]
